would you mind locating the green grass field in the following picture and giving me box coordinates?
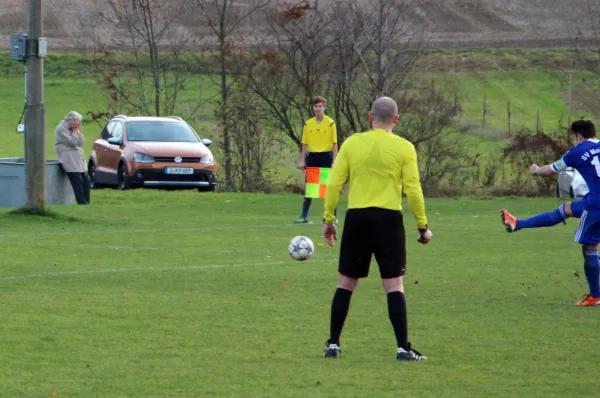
[1,190,599,396]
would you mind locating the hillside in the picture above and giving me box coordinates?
[0,0,598,50]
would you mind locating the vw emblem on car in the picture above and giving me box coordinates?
[174,156,182,163]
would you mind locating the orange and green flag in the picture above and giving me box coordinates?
[305,167,331,199]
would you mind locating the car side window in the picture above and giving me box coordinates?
[100,121,116,140]
[111,122,124,141]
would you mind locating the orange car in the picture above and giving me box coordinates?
[88,115,217,191]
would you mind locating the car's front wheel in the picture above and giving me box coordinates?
[117,163,131,190]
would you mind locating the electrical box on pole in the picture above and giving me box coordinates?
[10,33,28,62]
[11,33,28,136]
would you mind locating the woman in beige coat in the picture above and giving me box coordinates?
[55,111,91,204]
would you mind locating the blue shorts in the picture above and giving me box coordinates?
[574,208,600,245]
[571,200,585,218]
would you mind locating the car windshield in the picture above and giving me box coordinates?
[125,121,200,143]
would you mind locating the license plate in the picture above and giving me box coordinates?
[165,167,194,175]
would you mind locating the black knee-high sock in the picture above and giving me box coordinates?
[387,291,408,350]
[329,288,353,345]
[301,198,312,219]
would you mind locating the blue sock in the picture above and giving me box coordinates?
[334,208,338,218]
[516,206,567,230]
[583,248,600,298]
[301,198,312,219]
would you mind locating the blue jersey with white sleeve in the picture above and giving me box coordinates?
[552,139,600,210]
[552,139,600,244]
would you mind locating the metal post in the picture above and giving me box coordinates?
[567,71,573,126]
[24,0,46,210]
[24,63,27,161]
[507,101,511,134]
[482,95,487,129]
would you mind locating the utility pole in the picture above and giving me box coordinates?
[25,0,46,210]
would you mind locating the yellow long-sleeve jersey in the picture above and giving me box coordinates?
[323,128,428,229]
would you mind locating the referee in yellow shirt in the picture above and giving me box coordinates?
[321,96,433,361]
[295,96,338,224]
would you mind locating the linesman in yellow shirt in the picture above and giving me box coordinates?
[295,96,338,224]
[321,96,433,361]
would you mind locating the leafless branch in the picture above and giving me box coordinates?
[80,0,199,118]
[195,0,273,190]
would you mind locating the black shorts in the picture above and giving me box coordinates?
[306,152,333,168]
[339,207,406,279]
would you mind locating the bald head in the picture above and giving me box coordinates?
[371,97,398,124]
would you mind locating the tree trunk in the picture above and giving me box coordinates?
[220,32,232,190]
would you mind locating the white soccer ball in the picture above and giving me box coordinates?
[288,236,315,261]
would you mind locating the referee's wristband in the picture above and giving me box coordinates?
[418,225,428,235]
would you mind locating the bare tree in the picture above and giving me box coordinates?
[323,0,431,140]
[84,0,193,117]
[241,1,332,148]
[325,0,371,139]
[390,85,466,195]
[395,88,460,150]
[418,129,478,196]
[353,0,429,100]
[195,0,270,191]
[238,49,307,147]
[238,0,432,146]
[224,81,285,192]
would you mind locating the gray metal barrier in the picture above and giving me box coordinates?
[0,158,75,208]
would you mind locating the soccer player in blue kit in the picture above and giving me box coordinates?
[501,120,600,306]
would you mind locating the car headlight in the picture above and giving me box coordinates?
[132,152,155,163]
[200,152,214,165]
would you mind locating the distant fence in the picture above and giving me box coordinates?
[459,71,585,135]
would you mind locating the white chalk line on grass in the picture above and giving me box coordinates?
[0,258,337,281]
[27,242,271,253]
[26,242,333,254]
[0,223,297,239]
[0,214,497,240]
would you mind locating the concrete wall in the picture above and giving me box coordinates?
[0,158,76,208]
